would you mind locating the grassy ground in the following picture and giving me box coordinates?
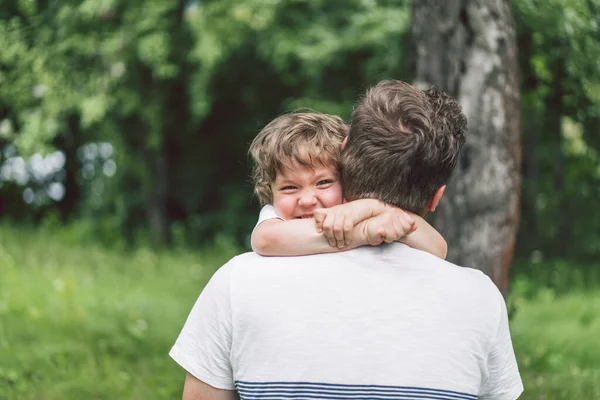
[1,225,599,399]
[508,260,600,399]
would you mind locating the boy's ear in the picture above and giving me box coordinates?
[427,185,446,213]
[341,137,348,151]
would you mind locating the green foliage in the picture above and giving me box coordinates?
[509,0,600,261]
[513,0,600,260]
[1,0,599,259]
[0,0,412,246]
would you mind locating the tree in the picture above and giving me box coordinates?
[411,0,521,295]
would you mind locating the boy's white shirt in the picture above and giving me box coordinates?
[170,242,523,400]
[255,204,284,225]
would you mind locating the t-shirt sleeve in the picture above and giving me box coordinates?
[479,289,524,400]
[169,261,235,390]
[255,204,284,228]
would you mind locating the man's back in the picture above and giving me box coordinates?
[171,244,523,400]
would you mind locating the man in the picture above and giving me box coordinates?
[170,80,523,400]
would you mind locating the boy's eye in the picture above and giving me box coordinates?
[280,185,297,191]
[317,179,333,186]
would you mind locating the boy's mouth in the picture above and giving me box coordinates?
[295,214,314,219]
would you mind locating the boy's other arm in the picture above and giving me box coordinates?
[315,202,446,259]
[399,213,448,259]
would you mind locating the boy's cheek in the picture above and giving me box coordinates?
[319,185,344,208]
[272,196,295,220]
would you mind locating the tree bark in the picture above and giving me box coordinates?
[411,0,521,295]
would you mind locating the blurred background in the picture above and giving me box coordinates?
[0,0,599,398]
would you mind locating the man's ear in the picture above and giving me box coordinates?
[427,185,446,212]
[341,136,348,151]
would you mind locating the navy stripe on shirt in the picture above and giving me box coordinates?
[234,381,477,400]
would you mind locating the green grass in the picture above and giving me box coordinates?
[508,261,600,399]
[510,289,600,399]
[0,225,599,399]
[0,224,238,399]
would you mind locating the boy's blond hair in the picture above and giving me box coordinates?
[249,112,348,205]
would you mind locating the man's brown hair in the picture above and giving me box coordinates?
[341,80,467,214]
[250,112,348,205]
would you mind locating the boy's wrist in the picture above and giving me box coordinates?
[354,198,387,219]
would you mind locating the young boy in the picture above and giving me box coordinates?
[249,112,447,257]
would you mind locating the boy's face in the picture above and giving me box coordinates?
[271,161,343,220]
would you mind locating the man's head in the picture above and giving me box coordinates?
[249,112,348,218]
[341,80,467,216]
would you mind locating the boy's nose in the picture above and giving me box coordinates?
[298,192,317,207]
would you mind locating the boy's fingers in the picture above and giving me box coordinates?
[379,228,394,243]
[370,230,383,246]
[364,220,377,245]
[334,217,345,248]
[314,209,326,232]
[322,215,337,247]
[399,221,411,236]
[409,220,416,233]
[394,219,408,240]
[343,219,353,246]
[393,212,412,236]
[387,225,398,242]
[404,212,415,225]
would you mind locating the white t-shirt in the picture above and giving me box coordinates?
[170,244,523,400]
[256,204,283,224]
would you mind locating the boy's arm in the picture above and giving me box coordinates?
[251,199,389,256]
[313,199,389,247]
[315,200,447,259]
[252,218,372,256]
[399,213,448,259]
[252,209,416,256]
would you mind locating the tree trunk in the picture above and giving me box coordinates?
[411,0,521,296]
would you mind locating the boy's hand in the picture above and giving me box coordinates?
[314,199,385,248]
[364,208,417,246]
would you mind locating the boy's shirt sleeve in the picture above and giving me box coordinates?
[479,289,524,400]
[255,204,284,228]
[169,261,235,390]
